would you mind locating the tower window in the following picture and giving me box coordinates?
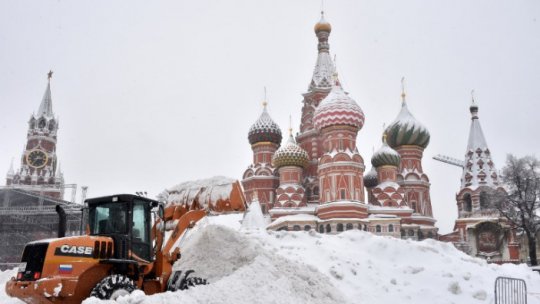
[326,224,331,233]
[340,189,346,199]
[388,224,394,232]
[480,191,489,209]
[376,225,381,233]
[337,223,344,232]
[464,194,472,212]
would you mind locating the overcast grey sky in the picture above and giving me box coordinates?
[1,0,539,233]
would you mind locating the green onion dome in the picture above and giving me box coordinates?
[371,136,401,168]
[363,166,379,188]
[272,134,309,168]
[248,105,282,145]
[385,101,430,149]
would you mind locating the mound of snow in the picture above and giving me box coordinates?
[0,269,24,304]
[84,225,345,304]
[249,230,540,304]
[241,201,267,230]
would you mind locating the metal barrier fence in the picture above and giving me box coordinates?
[495,276,527,304]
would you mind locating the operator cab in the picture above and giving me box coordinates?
[87,194,160,262]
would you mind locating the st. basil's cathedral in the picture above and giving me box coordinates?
[242,13,438,240]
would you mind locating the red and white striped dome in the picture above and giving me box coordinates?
[313,84,365,131]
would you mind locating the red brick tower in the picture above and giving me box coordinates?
[296,12,335,203]
[6,72,64,199]
[242,101,282,213]
[384,83,436,235]
[313,74,367,220]
[272,129,309,209]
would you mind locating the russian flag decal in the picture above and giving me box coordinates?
[59,264,73,274]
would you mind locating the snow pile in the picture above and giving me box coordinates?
[84,225,345,304]
[0,269,23,304]
[240,201,267,230]
[251,230,540,304]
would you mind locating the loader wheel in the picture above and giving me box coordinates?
[90,274,136,300]
[167,270,208,291]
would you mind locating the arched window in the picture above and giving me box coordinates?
[480,191,490,209]
[340,189,346,199]
[313,186,319,196]
[388,224,394,232]
[408,230,414,236]
[293,225,301,231]
[427,232,434,239]
[48,119,56,131]
[304,225,311,231]
[412,202,417,212]
[346,223,353,230]
[38,118,46,129]
[337,223,344,232]
[319,225,324,233]
[326,224,331,233]
[418,230,424,240]
[401,229,405,237]
[376,225,381,233]
[464,193,472,212]
[363,225,368,231]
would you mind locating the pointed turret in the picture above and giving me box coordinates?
[309,12,335,91]
[37,71,54,118]
[461,97,499,189]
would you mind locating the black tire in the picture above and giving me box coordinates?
[167,270,208,291]
[90,274,136,300]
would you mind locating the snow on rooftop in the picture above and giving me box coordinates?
[268,213,320,227]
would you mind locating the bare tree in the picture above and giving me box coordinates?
[495,154,540,265]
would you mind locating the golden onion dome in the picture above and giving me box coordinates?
[314,12,332,33]
[272,134,309,169]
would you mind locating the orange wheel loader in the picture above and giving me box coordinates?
[5,194,207,303]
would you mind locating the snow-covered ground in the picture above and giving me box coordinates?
[2,213,540,304]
